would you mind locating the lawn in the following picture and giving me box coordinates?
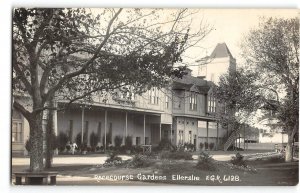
[44,153,298,186]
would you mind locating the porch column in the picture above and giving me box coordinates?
[243,124,246,150]
[81,106,85,144]
[159,123,162,141]
[104,110,107,152]
[125,112,128,137]
[216,123,219,150]
[170,124,172,143]
[206,121,209,149]
[143,114,146,144]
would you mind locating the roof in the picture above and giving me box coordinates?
[172,74,214,94]
[210,43,233,59]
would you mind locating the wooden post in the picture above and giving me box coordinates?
[159,123,162,141]
[125,112,128,138]
[104,110,107,152]
[206,121,209,149]
[143,114,146,145]
[170,124,172,144]
[216,123,219,150]
[81,106,85,144]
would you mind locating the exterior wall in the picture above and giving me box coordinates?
[12,108,30,156]
[198,57,236,84]
[57,108,157,146]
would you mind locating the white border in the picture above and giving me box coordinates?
[1,1,299,193]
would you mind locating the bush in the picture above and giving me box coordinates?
[102,133,112,147]
[75,132,82,148]
[132,146,143,154]
[199,142,204,150]
[157,139,176,151]
[114,135,123,149]
[209,142,215,150]
[161,150,193,160]
[127,154,152,168]
[90,132,99,151]
[184,143,195,151]
[125,136,133,150]
[196,152,218,171]
[231,153,247,167]
[204,142,208,150]
[105,152,122,163]
[57,132,68,152]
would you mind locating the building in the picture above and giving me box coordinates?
[12,43,235,155]
[197,42,236,83]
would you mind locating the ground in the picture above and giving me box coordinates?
[11,150,299,186]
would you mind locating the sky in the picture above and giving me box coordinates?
[183,9,298,75]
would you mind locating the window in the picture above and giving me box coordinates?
[178,130,184,144]
[188,131,192,143]
[198,64,206,76]
[149,87,159,104]
[12,122,22,143]
[117,86,135,100]
[165,95,169,109]
[189,92,197,110]
[69,120,73,141]
[208,94,216,112]
[145,137,149,145]
[136,137,141,146]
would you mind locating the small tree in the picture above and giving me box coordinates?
[209,142,215,150]
[125,136,133,150]
[57,132,68,152]
[90,132,99,151]
[114,135,123,149]
[199,142,204,150]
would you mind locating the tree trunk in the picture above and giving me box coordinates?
[285,136,293,162]
[29,113,44,172]
[45,106,54,169]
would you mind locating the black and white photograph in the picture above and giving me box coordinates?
[9,5,299,188]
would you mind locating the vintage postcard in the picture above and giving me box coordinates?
[11,8,299,186]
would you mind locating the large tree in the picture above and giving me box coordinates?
[241,17,299,162]
[213,68,260,149]
[12,8,212,172]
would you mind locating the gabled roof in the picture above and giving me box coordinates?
[210,43,233,59]
[172,75,213,94]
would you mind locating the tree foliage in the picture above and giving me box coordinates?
[12,8,212,171]
[241,17,299,161]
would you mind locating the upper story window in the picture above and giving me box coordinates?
[208,94,216,113]
[149,87,159,105]
[189,92,197,111]
[12,121,23,143]
[118,86,135,101]
[165,95,169,109]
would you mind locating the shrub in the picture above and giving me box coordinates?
[161,150,193,160]
[157,139,176,151]
[231,153,247,167]
[209,142,215,150]
[184,143,195,151]
[125,136,133,150]
[105,152,122,163]
[57,132,68,152]
[196,152,218,171]
[204,142,208,150]
[127,154,152,168]
[114,135,123,149]
[75,132,82,148]
[132,146,143,154]
[90,132,99,151]
[102,133,112,147]
[199,142,204,150]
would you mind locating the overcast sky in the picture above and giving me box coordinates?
[183,9,298,75]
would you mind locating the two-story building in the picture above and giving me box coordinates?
[12,43,235,155]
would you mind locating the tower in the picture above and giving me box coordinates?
[197,43,236,83]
